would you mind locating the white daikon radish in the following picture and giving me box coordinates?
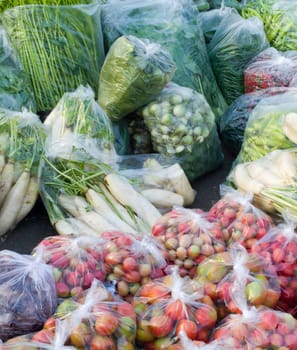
[141,188,184,208]
[86,189,137,233]
[232,163,264,194]
[283,112,297,144]
[0,161,14,206]
[0,170,30,236]
[246,162,285,187]
[105,173,161,228]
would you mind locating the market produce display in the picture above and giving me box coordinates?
[1,0,105,112]
[0,0,297,348]
[98,35,176,122]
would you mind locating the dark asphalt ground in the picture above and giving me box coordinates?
[0,145,235,255]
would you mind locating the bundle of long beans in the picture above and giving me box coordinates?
[1,0,105,112]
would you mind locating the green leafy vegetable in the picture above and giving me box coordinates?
[208,11,269,105]
[2,1,105,112]
[101,0,228,119]
[98,35,176,122]
[242,0,297,51]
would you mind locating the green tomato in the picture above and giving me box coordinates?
[170,94,183,105]
[173,104,186,118]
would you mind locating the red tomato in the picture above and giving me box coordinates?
[90,334,116,350]
[95,312,119,336]
[176,319,198,340]
[165,299,186,320]
[149,314,174,338]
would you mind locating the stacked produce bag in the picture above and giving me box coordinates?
[0,0,296,348]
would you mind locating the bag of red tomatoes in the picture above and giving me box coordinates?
[207,186,273,250]
[2,319,76,350]
[212,285,297,350]
[101,230,167,302]
[39,279,136,350]
[251,216,297,317]
[33,234,106,298]
[196,244,280,319]
[132,266,218,349]
[152,207,226,278]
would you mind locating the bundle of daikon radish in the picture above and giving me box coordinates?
[40,86,195,236]
[0,108,46,236]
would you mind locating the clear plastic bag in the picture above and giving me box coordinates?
[234,90,297,165]
[251,217,297,317]
[200,6,238,44]
[152,207,226,278]
[0,27,36,112]
[133,267,218,348]
[2,1,105,112]
[32,234,106,298]
[140,82,224,181]
[219,87,296,155]
[101,0,228,118]
[208,11,269,104]
[2,319,76,350]
[197,244,280,316]
[101,230,167,301]
[98,35,176,122]
[32,280,136,349]
[244,47,297,93]
[0,249,57,341]
[0,109,47,238]
[212,292,297,349]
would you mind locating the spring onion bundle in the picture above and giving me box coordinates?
[2,1,105,112]
[0,109,47,237]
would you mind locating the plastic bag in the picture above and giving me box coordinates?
[2,319,76,350]
[44,85,116,161]
[244,47,297,93]
[194,0,210,12]
[197,244,280,316]
[208,186,274,249]
[0,27,36,112]
[0,249,57,341]
[234,90,297,165]
[212,293,297,349]
[219,87,295,155]
[251,217,297,317]
[98,35,176,122]
[140,82,224,181]
[229,148,297,215]
[152,207,226,278]
[111,119,132,155]
[101,0,228,118]
[200,6,238,44]
[2,1,105,112]
[0,109,47,238]
[101,231,167,301]
[208,0,247,11]
[33,234,106,298]
[36,279,136,349]
[133,267,218,348]
[242,0,297,51]
[208,11,269,104]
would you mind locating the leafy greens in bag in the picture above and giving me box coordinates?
[98,35,176,122]
[2,1,105,112]
[101,0,228,118]
[0,27,35,112]
[208,11,269,104]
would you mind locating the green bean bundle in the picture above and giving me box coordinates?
[2,1,105,112]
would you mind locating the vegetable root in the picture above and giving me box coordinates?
[0,170,30,236]
[105,173,161,228]
[141,188,184,208]
[0,161,14,206]
[232,163,264,194]
[85,189,137,233]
